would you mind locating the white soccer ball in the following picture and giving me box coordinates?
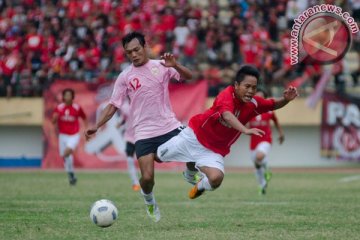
[90,199,118,227]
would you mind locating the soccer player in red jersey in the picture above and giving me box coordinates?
[248,90,284,195]
[52,88,87,185]
[157,65,298,199]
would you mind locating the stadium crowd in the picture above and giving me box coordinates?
[0,0,359,98]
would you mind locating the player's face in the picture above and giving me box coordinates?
[63,91,73,104]
[234,75,257,103]
[124,38,148,67]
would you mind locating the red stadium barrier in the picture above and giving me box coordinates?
[42,80,208,169]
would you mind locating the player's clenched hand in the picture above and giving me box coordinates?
[85,127,98,141]
[244,128,265,137]
[278,134,285,144]
[160,52,177,67]
[283,86,299,102]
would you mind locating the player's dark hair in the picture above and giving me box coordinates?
[62,88,75,100]
[234,65,260,84]
[122,32,146,48]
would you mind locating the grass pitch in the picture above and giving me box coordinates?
[0,170,359,240]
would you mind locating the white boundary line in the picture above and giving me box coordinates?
[240,201,290,206]
[338,175,360,183]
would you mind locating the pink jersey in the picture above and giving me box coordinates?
[110,59,181,141]
[118,98,135,144]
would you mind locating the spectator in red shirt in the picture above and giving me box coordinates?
[157,65,298,199]
[113,42,126,67]
[84,41,100,70]
[0,49,21,97]
[4,27,23,53]
[52,88,88,185]
[25,24,43,53]
[66,1,79,19]
[162,7,176,32]
[183,31,198,67]
[50,52,66,79]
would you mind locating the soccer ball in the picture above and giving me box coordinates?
[90,199,118,227]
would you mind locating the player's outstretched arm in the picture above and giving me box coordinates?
[273,86,299,110]
[222,111,265,137]
[273,118,284,144]
[160,52,192,80]
[82,117,89,131]
[51,113,58,125]
[85,104,117,140]
[80,109,88,130]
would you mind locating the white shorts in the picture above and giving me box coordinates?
[251,141,271,163]
[59,133,80,157]
[157,127,225,173]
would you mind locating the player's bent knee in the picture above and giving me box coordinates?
[208,173,224,189]
[141,171,154,182]
[256,152,265,161]
[63,148,73,158]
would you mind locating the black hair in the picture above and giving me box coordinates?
[122,32,146,48]
[62,88,75,100]
[234,65,260,85]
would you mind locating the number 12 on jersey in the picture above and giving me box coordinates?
[130,78,141,90]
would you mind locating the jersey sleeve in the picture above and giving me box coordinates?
[214,89,234,114]
[109,72,127,108]
[167,67,181,82]
[254,96,275,114]
[78,106,86,119]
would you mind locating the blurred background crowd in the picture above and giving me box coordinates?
[0,0,359,98]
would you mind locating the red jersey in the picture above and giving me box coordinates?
[189,86,275,157]
[54,103,86,135]
[0,53,18,76]
[249,111,278,150]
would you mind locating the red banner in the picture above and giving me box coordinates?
[321,92,360,161]
[42,80,208,169]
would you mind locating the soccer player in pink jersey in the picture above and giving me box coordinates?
[52,88,88,185]
[85,32,194,222]
[248,89,285,195]
[157,65,298,200]
[117,97,141,192]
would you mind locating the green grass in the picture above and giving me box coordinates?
[0,170,359,240]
